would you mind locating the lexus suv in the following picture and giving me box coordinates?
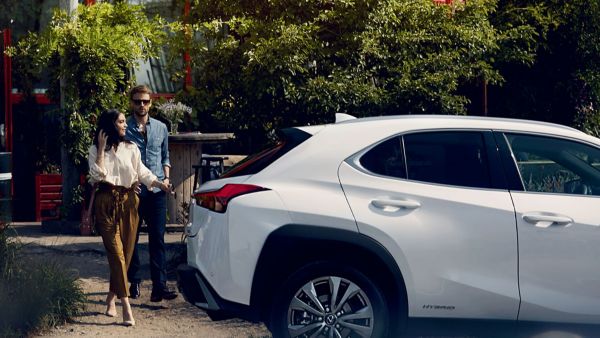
[178,115,600,337]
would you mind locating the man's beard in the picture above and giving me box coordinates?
[134,109,148,117]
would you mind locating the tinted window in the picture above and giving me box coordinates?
[360,137,406,179]
[220,128,312,178]
[404,132,492,188]
[506,134,600,195]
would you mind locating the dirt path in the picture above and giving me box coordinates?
[15,226,270,338]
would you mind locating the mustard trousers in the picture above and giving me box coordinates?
[94,183,139,298]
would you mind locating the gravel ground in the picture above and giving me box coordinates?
[13,224,271,338]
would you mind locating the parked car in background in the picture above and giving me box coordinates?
[178,114,600,338]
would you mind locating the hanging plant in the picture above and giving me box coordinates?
[7,2,171,165]
[7,2,173,219]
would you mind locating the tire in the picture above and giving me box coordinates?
[205,310,232,321]
[270,261,389,338]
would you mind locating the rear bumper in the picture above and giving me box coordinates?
[176,264,258,321]
[176,264,220,311]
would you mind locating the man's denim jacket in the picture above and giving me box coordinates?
[126,116,170,194]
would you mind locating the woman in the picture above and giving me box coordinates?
[88,109,171,326]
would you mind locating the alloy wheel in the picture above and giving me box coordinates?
[287,276,374,338]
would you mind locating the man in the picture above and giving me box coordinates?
[126,85,177,302]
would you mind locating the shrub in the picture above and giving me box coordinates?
[0,225,86,336]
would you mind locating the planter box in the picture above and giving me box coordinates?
[35,174,62,222]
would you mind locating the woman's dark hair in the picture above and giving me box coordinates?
[94,109,125,151]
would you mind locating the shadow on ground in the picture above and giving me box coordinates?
[402,317,600,337]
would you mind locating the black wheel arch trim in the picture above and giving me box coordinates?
[250,224,408,323]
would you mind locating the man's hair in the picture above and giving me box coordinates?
[129,85,153,100]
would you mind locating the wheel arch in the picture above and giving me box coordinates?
[250,224,408,328]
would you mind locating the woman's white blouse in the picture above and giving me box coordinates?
[88,142,156,189]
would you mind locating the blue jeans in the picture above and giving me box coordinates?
[127,190,168,290]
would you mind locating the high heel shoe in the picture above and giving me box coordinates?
[122,319,136,327]
[104,302,117,317]
[105,292,117,317]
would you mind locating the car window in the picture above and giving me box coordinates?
[220,128,312,178]
[360,137,406,179]
[506,133,600,196]
[404,131,492,189]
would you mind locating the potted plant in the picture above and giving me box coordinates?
[156,99,193,134]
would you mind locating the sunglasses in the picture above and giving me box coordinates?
[133,99,151,105]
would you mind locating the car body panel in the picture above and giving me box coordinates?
[493,130,600,323]
[187,189,292,305]
[338,162,520,320]
[251,177,360,231]
[513,192,600,323]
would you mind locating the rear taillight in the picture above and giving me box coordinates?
[193,184,269,213]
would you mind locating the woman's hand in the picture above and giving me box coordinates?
[133,181,141,194]
[98,130,108,151]
[95,130,108,168]
[152,180,173,194]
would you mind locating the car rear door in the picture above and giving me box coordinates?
[338,130,520,320]
[499,132,600,324]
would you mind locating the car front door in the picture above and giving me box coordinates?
[338,130,520,320]
[501,132,600,324]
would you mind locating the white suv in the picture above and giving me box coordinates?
[178,115,600,337]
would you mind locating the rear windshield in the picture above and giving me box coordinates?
[220,128,312,178]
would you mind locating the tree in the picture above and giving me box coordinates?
[488,0,600,136]
[172,0,540,151]
[8,2,168,218]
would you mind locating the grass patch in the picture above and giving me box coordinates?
[0,225,86,336]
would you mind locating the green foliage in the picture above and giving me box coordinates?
[574,102,600,137]
[490,1,553,65]
[172,0,540,150]
[0,227,20,282]
[0,226,86,336]
[8,2,169,165]
[488,0,600,134]
[567,0,600,136]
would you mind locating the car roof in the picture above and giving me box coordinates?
[326,114,598,142]
[294,115,587,139]
[337,114,578,133]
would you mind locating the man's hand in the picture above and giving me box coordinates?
[163,178,175,196]
[152,180,173,194]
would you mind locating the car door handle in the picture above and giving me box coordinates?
[522,213,573,228]
[371,199,421,210]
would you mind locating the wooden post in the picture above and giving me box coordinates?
[59,0,79,221]
[482,78,488,116]
[167,141,201,224]
[3,28,12,153]
[3,28,14,200]
[183,0,192,89]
